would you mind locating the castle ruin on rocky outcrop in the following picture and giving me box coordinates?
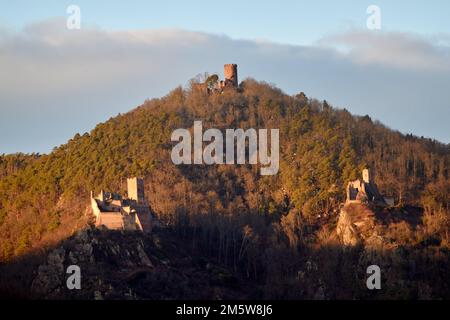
[90,177,153,232]
[338,169,396,246]
[346,169,393,206]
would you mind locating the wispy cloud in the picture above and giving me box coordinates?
[0,19,449,153]
[319,30,450,71]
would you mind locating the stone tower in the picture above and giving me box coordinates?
[224,64,238,87]
[127,177,145,203]
[362,169,371,184]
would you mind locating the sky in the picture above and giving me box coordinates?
[0,0,449,153]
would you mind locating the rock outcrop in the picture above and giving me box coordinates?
[29,226,246,300]
[336,207,362,246]
[336,203,424,249]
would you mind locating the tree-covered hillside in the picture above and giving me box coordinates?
[1,79,449,298]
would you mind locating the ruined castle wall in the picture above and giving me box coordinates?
[135,207,152,233]
[347,180,363,202]
[96,212,124,230]
[91,198,102,218]
[90,176,153,233]
[122,214,138,231]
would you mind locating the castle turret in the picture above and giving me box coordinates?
[127,177,145,204]
[99,190,105,202]
[224,64,238,87]
[362,168,371,184]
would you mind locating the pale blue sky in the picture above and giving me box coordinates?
[2,0,450,44]
[0,1,449,153]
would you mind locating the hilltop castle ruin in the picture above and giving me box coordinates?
[220,63,238,89]
[346,169,394,206]
[194,64,239,93]
[90,177,153,232]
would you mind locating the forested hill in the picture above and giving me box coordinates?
[0,78,449,263]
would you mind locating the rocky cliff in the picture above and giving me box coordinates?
[336,203,425,248]
[27,227,250,300]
